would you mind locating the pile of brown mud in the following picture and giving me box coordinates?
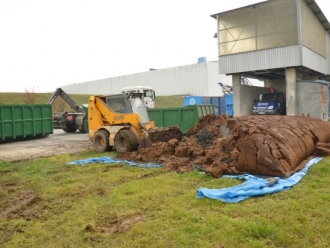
[118,115,330,178]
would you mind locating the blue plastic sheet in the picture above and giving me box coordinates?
[67,156,162,168]
[196,157,323,203]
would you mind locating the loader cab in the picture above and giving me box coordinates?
[105,93,150,124]
[105,94,132,114]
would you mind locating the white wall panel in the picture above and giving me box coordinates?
[207,62,232,96]
[60,62,218,96]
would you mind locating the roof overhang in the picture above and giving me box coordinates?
[304,0,330,33]
[228,66,328,81]
[211,0,330,34]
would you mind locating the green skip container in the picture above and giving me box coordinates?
[0,104,53,142]
[147,104,215,133]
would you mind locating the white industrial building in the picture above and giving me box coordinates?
[60,60,259,97]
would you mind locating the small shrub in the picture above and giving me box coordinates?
[52,97,68,113]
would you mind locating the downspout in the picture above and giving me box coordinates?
[217,14,220,74]
[296,0,303,66]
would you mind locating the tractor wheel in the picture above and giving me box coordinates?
[93,130,112,153]
[79,123,86,133]
[63,126,77,133]
[114,129,138,153]
[79,117,88,133]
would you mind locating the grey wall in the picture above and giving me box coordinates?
[265,79,286,97]
[297,80,329,120]
[239,85,268,116]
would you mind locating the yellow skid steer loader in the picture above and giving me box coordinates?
[88,92,183,153]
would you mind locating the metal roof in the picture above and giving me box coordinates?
[211,0,330,33]
[210,0,268,18]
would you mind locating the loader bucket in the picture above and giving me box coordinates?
[147,126,183,143]
[139,130,153,148]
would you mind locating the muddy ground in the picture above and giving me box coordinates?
[0,189,145,244]
[118,115,330,178]
[0,129,92,161]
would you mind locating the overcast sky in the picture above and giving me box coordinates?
[0,0,329,93]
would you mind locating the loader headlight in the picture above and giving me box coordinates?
[267,105,274,110]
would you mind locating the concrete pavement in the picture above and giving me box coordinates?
[0,129,93,161]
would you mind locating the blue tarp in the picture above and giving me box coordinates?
[67,156,162,168]
[196,157,323,203]
[68,156,323,203]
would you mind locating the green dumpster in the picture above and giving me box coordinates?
[82,104,89,133]
[0,104,53,142]
[147,105,214,133]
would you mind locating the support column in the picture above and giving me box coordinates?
[285,68,297,115]
[232,73,241,117]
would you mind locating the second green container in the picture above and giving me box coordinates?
[147,105,214,133]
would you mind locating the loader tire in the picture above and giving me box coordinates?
[114,129,138,153]
[93,130,112,153]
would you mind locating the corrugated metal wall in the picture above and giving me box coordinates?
[301,46,328,74]
[60,61,233,96]
[219,45,301,74]
[327,32,330,74]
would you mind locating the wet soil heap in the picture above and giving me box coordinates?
[118,115,330,178]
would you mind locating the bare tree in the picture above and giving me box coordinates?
[52,97,68,113]
[24,88,37,104]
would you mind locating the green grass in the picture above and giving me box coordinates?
[1,152,330,247]
[0,93,183,108]
[154,96,183,108]
[0,92,90,106]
